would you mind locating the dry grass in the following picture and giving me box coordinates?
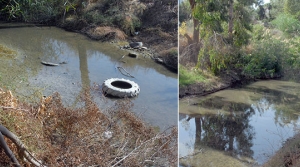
[0,45,17,59]
[0,88,177,167]
[86,26,127,41]
[263,133,300,167]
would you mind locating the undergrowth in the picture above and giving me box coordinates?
[0,88,177,166]
[179,65,206,86]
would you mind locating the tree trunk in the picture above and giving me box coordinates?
[228,0,234,43]
[188,0,200,44]
[193,18,200,44]
[194,117,202,149]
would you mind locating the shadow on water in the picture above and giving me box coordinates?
[179,80,300,166]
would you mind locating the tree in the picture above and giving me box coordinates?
[228,0,257,43]
[191,0,258,73]
[258,5,265,20]
[179,0,191,23]
[284,0,300,17]
[189,0,200,44]
[270,0,286,19]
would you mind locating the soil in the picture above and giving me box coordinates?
[179,70,242,98]
[57,0,178,72]
[262,133,300,167]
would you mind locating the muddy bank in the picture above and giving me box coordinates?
[179,67,286,98]
[179,70,242,98]
[263,133,300,167]
[57,1,178,72]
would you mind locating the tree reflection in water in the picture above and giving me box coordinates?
[193,98,256,160]
[180,81,300,166]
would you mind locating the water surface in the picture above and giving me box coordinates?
[179,80,300,166]
[0,24,177,129]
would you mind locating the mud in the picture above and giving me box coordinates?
[179,70,242,98]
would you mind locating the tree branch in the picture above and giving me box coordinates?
[0,124,46,167]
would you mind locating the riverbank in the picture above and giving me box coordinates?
[263,133,300,167]
[0,24,178,166]
[0,0,178,72]
[57,1,178,72]
[0,88,177,166]
[179,69,244,98]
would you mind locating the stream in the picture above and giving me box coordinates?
[179,80,300,166]
[0,24,177,130]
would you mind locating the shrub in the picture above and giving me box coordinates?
[285,37,300,68]
[242,39,287,79]
[271,13,300,36]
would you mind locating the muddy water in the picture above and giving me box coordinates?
[0,24,177,129]
[179,80,300,166]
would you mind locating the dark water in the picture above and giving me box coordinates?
[0,24,177,130]
[179,80,300,166]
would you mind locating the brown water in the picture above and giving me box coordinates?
[179,80,300,166]
[0,24,177,130]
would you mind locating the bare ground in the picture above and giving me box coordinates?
[262,133,300,167]
[58,0,178,72]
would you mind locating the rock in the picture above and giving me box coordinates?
[128,52,139,58]
[139,46,148,51]
[155,57,164,63]
[129,42,143,48]
[144,160,154,166]
[103,131,112,139]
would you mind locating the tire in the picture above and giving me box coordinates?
[102,78,140,98]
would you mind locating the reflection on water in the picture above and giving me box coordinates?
[179,80,300,166]
[0,24,177,129]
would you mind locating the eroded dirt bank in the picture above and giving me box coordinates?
[179,70,243,98]
[58,0,178,72]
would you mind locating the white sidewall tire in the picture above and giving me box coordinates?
[102,78,140,98]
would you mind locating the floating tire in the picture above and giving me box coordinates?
[102,78,140,98]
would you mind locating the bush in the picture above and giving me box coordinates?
[242,39,287,79]
[285,37,300,68]
[271,13,300,36]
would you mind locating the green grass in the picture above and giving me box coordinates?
[179,65,206,86]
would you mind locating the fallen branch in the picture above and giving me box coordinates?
[0,106,29,112]
[117,67,134,78]
[179,149,203,159]
[0,131,20,167]
[41,61,59,66]
[0,124,46,167]
[110,135,160,167]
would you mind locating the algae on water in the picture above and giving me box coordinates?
[0,44,17,59]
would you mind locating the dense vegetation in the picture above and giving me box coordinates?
[0,0,143,34]
[179,0,300,86]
